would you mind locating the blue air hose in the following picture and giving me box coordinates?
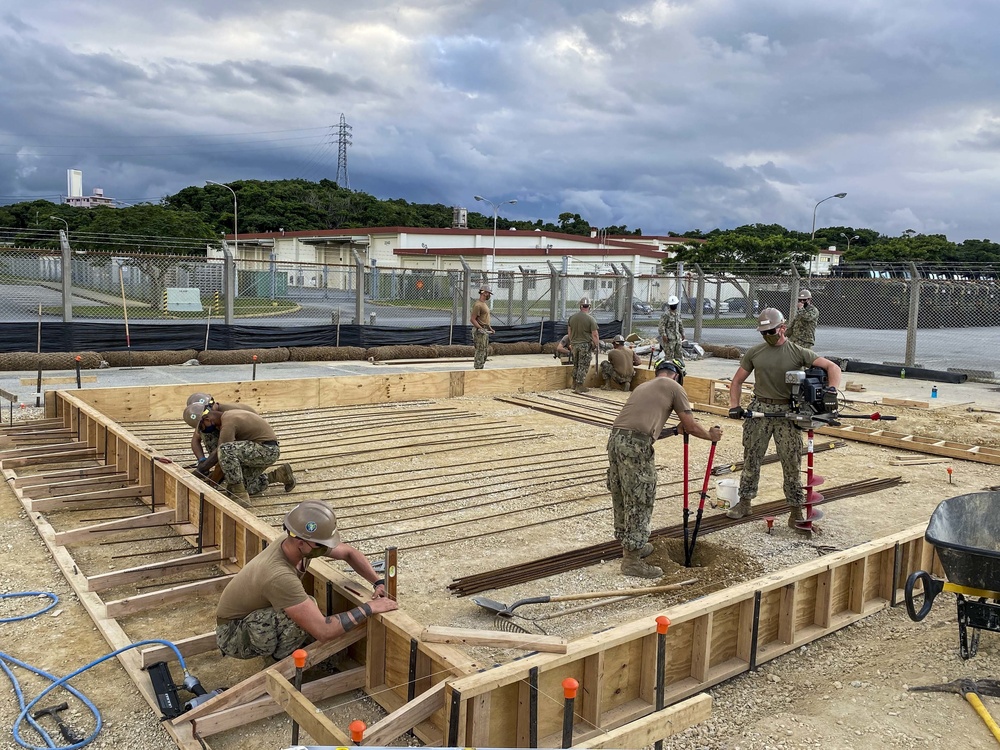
[2,592,189,750]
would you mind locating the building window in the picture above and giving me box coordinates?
[524,269,537,290]
[583,272,596,291]
[498,271,515,289]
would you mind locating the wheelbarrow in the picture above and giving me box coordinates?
[905,492,1000,659]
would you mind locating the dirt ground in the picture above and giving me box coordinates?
[3,361,1000,749]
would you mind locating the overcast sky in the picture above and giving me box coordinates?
[2,1,999,242]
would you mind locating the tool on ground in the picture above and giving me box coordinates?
[685,436,718,566]
[31,702,82,744]
[290,648,307,745]
[904,492,1000,659]
[473,581,696,621]
[682,431,691,565]
[908,678,1000,743]
[146,661,222,719]
[485,594,646,634]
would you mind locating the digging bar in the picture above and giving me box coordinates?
[473,580,697,617]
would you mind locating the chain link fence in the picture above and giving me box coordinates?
[0,245,997,375]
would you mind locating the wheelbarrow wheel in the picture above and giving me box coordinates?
[905,570,938,622]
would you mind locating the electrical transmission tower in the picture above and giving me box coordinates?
[335,113,352,189]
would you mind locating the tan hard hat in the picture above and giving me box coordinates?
[479,285,492,294]
[579,297,592,308]
[182,404,209,429]
[756,308,786,331]
[612,334,626,344]
[798,289,813,300]
[186,392,214,407]
[283,500,342,547]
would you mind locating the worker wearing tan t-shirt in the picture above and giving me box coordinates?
[216,501,397,660]
[599,335,641,391]
[182,405,294,506]
[607,359,723,578]
[471,285,495,370]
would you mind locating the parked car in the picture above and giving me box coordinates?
[724,296,760,315]
[632,298,653,315]
[663,298,715,314]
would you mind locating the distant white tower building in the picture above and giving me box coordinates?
[64,168,115,208]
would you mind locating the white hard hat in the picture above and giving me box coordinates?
[798,289,813,300]
[667,295,679,306]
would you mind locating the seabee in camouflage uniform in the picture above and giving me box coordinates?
[219,440,280,495]
[786,303,818,348]
[598,359,631,387]
[571,342,594,386]
[738,399,804,507]
[658,309,684,360]
[217,605,311,660]
[606,429,658,550]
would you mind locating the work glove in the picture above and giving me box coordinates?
[728,406,745,420]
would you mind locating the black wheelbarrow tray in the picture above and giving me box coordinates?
[905,491,1000,658]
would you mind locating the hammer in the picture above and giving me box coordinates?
[31,702,81,744]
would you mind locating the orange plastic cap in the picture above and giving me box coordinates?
[656,615,670,635]
[562,677,579,699]
[349,719,367,742]
[252,354,258,361]
[292,649,308,668]
[75,355,82,361]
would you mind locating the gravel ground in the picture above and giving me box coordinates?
[3,357,1000,749]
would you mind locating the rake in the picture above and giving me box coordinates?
[473,581,697,634]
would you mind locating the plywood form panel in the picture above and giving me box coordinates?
[708,603,742,669]
[599,638,645,714]
[794,575,819,632]
[663,619,695,685]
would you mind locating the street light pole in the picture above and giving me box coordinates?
[810,192,847,240]
[49,215,69,239]
[840,232,860,252]
[474,195,517,273]
[206,180,238,260]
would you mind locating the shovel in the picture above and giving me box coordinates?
[473,581,697,618]
[908,678,1000,743]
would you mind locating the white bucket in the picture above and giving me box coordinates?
[716,479,739,509]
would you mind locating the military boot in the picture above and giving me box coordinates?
[726,497,752,520]
[227,482,251,507]
[788,505,818,535]
[574,383,590,394]
[621,548,662,579]
[601,381,612,390]
[268,463,296,492]
[639,542,654,558]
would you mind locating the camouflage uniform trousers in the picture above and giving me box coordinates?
[473,329,489,369]
[201,429,219,454]
[661,336,683,361]
[571,342,594,385]
[598,360,630,386]
[738,399,804,507]
[216,605,313,660]
[219,441,280,495]
[606,428,658,551]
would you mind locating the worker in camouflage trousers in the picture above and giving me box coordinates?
[216,501,395,660]
[182,404,294,506]
[658,296,685,360]
[727,308,841,533]
[567,297,600,393]
[607,359,723,579]
[599,334,640,390]
[785,289,819,348]
[470,284,495,370]
[186,391,257,464]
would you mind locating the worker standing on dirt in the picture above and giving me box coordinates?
[599,335,641,391]
[786,290,819,348]
[186,392,257,467]
[567,297,600,393]
[607,358,723,578]
[215,500,397,660]
[658,296,685,361]
[182,404,294,505]
[471,285,495,370]
[726,308,841,531]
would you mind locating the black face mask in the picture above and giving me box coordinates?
[304,543,329,559]
[201,424,217,434]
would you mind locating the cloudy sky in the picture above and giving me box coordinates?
[2,1,999,241]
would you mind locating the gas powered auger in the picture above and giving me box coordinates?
[734,367,897,532]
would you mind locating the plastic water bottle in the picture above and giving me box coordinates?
[900,368,906,379]
[931,386,938,398]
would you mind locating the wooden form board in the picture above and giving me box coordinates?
[17,369,946,750]
[440,524,932,748]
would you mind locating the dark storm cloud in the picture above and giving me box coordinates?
[2,1,1000,241]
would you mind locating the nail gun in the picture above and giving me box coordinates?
[146,661,222,719]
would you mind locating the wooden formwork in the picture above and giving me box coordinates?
[1,365,945,749]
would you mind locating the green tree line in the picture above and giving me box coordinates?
[2,179,998,264]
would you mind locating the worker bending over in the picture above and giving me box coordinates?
[216,500,397,660]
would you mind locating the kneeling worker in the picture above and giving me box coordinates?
[599,334,641,391]
[182,403,294,505]
[216,500,397,660]
[186,392,257,470]
[607,358,723,578]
